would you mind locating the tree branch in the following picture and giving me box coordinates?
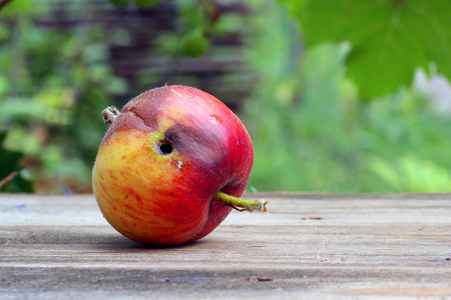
[0,171,18,189]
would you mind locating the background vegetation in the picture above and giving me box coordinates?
[2,0,451,194]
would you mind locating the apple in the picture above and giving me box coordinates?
[92,85,267,246]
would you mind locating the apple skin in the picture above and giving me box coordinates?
[92,85,253,246]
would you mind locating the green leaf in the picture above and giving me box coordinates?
[180,30,210,58]
[135,0,160,10]
[109,0,131,7]
[0,132,33,193]
[281,0,451,99]
[0,0,33,18]
[0,74,9,97]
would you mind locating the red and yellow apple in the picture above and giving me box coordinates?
[92,85,266,246]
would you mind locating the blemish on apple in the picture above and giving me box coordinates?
[209,114,222,125]
[170,88,182,97]
[177,160,183,169]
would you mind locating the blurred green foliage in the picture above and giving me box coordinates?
[2,0,451,194]
[0,0,128,193]
[153,0,215,59]
[110,0,160,9]
[244,0,451,193]
[0,131,33,192]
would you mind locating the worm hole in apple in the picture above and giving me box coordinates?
[157,139,174,155]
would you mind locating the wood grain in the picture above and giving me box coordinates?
[1,193,451,299]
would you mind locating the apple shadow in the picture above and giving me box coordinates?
[136,239,208,250]
[92,232,208,251]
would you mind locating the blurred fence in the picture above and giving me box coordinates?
[35,0,251,111]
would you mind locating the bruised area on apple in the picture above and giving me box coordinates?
[92,85,253,246]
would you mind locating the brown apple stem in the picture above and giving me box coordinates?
[102,106,121,125]
[213,191,268,212]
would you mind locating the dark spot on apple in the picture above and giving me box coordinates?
[158,139,174,155]
[164,124,223,164]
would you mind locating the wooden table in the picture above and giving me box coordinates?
[1,193,451,299]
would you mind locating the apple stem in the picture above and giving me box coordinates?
[213,191,268,212]
[102,106,121,125]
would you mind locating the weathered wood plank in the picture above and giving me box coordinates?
[1,193,451,299]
